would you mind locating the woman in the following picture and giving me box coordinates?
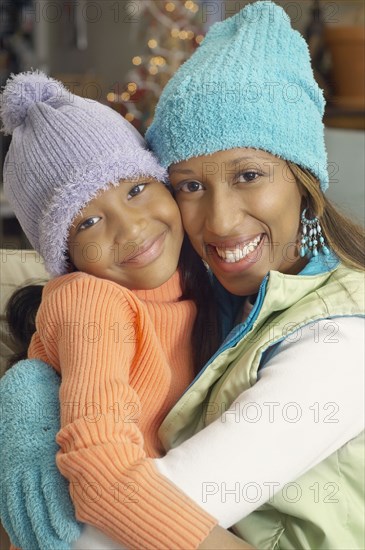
[1,2,364,549]
[144,3,364,547]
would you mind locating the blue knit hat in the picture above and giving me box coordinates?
[146,1,329,191]
[1,71,167,276]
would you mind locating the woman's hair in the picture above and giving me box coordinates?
[6,240,220,374]
[288,162,365,271]
[178,236,220,373]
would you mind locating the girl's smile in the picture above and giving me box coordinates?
[68,178,184,290]
[116,230,168,267]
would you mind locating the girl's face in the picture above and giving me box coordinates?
[68,178,184,290]
[169,148,307,296]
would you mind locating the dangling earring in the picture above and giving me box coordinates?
[300,208,330,258]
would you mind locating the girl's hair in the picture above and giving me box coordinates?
[6,240,220,374]
[5,284,45,369]
[288,162,365,271]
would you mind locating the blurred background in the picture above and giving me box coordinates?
[1,0,364,249]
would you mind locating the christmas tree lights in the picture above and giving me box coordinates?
[107,0,205,132]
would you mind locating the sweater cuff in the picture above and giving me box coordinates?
[58,449,217,549]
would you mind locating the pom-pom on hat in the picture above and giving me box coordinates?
[146,1,329,191]
[1,71,167,276]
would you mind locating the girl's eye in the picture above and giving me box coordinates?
[128,183,146,199]
[78,216,101,231]
[178,181,204,193]
[236,171,260,183]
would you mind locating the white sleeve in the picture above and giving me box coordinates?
[154,316,365,527]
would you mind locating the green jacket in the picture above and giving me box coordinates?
[159,262,365,549]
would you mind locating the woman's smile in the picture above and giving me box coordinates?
[206,233,266,273]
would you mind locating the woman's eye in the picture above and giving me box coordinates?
[179,181,204,193]
[78,216,101,231]
[236,171,260,183]
[128,183,146,198]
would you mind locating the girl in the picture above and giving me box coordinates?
[0,71,251,550]
[1,2,365,549]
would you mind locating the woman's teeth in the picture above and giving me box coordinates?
[215,235,262,263]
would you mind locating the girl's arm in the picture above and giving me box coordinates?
[30,274,218,550]
[72,524,255,550]
[154,317,365,526]
[0,360,81,550]
[0,363,254,550]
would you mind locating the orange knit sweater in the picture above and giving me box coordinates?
[27,270,216,550]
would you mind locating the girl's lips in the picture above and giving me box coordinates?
[207,234,266,274]
[120,232,167,267]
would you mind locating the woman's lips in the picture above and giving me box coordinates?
[206,234,266,274]
[207,233,264,250]
[119,232,167,267]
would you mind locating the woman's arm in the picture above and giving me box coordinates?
[199,526,255,549]
[155,317,365,526]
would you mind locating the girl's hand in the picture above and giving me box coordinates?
[198,526,255,549]
[0,360,80,550]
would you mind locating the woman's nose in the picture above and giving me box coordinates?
[204,192,246,238]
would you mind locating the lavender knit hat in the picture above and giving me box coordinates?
[1,71,167,276]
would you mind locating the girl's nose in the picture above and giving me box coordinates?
[113,208,148,244]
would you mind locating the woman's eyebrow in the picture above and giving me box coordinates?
[225,155,264,167]
[169,155,269,175]
[169,154,270,176]
[169,167,195,175]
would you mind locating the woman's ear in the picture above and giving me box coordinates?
[300,194,308,210]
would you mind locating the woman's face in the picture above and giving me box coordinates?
[169,148,307,296]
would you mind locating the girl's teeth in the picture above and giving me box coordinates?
[215,235,262,262]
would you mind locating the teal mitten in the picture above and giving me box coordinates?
[0,360,81,549]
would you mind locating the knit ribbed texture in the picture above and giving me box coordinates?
[1,71,167,276]
[28,271,217,549]
[146,1,329,190]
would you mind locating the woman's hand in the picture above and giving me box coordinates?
[198,526,255,549]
